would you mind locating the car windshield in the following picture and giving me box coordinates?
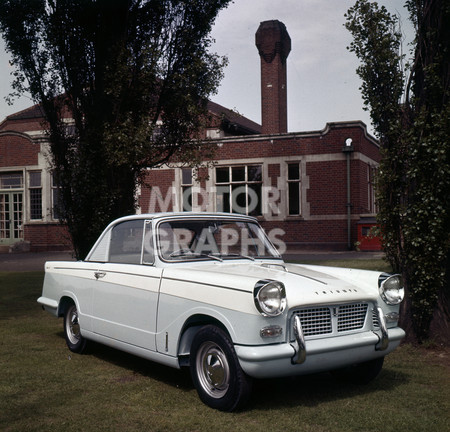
[158,219,281,261]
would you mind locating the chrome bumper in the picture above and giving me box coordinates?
[291,306,394,364]
[235,326,405,379]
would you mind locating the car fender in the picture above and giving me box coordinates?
[157,303,239,356]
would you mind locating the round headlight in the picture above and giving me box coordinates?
[379,274,404,305]
[254,280,287,317]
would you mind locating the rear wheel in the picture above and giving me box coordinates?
[190,325,252,411]
[63,303,87,353]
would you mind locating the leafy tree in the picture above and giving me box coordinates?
[346,0,450,342]
[0,0,230,259]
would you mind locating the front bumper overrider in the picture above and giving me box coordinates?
[234,326,405,379]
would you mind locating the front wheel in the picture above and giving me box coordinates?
[190,325,252,411]
[63,303,87,353]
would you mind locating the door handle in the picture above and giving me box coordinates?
[94,271,106,280]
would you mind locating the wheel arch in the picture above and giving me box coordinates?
[177,314,231,363]
[57,295,76,318]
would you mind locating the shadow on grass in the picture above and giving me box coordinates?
[55,331,193,391]
[55,330,408,410]
[249,367,408,410]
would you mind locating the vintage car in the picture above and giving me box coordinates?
[38,212,405,411]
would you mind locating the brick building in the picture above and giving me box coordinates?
[0,20,380,253]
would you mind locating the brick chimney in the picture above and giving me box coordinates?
[255,20,291,134]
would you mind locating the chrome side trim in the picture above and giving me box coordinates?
[291,315,307,364]
[375,307,389,351]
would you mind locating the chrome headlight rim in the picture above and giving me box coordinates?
[254,279,287,317]
[379,273,405,305]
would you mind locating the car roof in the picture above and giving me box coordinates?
[111,212,259,224]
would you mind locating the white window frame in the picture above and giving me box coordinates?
[215,165,263,216]
[28,171,43,220]
[287,162,301,216]
[181,168,193,212]
[51,173,62,220]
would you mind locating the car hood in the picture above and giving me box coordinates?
[162,261,380,307]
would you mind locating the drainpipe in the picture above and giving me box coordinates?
[342,138,354,250]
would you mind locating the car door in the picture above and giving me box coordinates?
[91,219,161,351]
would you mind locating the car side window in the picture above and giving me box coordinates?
[109,220,144,264]
[86,229,111,262]
[143,221,154,265]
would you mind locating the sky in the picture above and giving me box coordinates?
[0,0,413,135]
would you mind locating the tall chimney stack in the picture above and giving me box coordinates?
[255,20,291,134]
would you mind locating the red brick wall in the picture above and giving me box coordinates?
[209,125,378,161]
[135,123,379,250]
[140,169,176,213]
[24,223,72,252]
[0,133,39,167]
[355,159,368,214]
[263,219,348,250]
[1,109,379,251]
[0,118,45,134]
[268,163,280,187]
[306,160,347,216]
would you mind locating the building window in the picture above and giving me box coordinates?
[51,174,62,220]
[215,165,262,216]
[151,121,163,143]
[0,172,23,189]
[29,171,42,220]
[0,172,23,240]
[181,168,193,212]
[287,163,301,215]
[206,129,223,139]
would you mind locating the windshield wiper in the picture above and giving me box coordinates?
[169,250,223,261]
[221,253,255,261]
[195,253,223,262]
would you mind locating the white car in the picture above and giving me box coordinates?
[38,213,405,411]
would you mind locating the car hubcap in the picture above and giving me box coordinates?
[197,342,230,398]
[67,306,81,344]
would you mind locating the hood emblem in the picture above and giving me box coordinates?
[315,288,358,296]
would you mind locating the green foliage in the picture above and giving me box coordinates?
[346,0,450,342]
[345,0,405,139]
[0,0,230,258]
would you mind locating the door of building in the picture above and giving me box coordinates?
[0,192,24,247]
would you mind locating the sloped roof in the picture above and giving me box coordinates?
[3,103,45,121]
[2,99,262,136]
[207,100,261,135]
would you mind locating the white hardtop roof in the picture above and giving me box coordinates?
[112,212,259,223]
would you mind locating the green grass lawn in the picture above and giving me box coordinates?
[1,264,449,432]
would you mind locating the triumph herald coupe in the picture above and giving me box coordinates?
[38,212,405,411]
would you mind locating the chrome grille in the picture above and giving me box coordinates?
[372,309,380,329]
[296,307,332,336]
[292,303,369,338]
[337,303,368,331]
